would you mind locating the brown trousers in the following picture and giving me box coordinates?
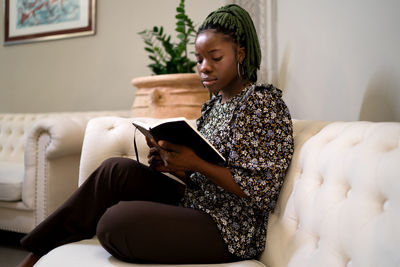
[20,157,237,264]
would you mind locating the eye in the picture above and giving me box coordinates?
[213,56,223,62]
[196,59,203,64]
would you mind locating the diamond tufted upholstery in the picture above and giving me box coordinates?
[265,121,400,267]
[0,111,130,233]
[35,118,400,267]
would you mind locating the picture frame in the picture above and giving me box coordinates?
[3,0,96,45]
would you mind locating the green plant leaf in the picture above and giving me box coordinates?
[138,0,196,74]
[177,33,185,40]
[175,26,185,33]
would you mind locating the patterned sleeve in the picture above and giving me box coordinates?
[227,85,294,210]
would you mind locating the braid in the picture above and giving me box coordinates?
[198,4,261,83]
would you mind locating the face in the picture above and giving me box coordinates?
[195,30,245,99]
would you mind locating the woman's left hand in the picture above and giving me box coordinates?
[157,140,201,172]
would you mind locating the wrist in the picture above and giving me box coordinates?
[191,157,208,173]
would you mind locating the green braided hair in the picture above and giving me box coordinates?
[197,4,261,83]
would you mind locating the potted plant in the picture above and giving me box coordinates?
[131,0,208,119]
[137,0,196,75]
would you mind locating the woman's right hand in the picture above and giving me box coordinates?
[146,137,188,180]
[147,147,164,169]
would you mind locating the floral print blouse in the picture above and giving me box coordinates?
[180,84,294,259]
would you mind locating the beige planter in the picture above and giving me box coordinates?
[131,73,209,119]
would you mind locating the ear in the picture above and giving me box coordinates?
[237,46,246,63]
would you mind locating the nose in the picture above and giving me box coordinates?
[198,59,212,74]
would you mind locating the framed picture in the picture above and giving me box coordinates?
[3,0,96,45]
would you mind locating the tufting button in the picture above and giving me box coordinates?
[315,236,321,248]
[316,173,324,185]
[384,145,397,152]
[346,259,352,267]
[324,137,334,143]
[346,188,352,198]
[350,139,361,146]
[318,176,324,186]
[383,200,389,211]
[107,126,115,131]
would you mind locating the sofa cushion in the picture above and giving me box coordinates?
[0,162,24,201]
[36,238,265,267]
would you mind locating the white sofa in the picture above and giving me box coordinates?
[35,117,400,267]
[0,111,130,234]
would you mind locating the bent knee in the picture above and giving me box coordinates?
[100,157,138,169]
[96,202,150,262]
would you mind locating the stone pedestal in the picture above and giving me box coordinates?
[131,73,209,119]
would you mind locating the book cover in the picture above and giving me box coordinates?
[132,117,226,164]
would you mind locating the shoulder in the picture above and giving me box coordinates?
[251,83,282,100]
[234,84,292,133]
[237,83,285,112]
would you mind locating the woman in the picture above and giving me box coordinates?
[19,4,294,266]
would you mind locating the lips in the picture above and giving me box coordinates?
[201,77,217,87]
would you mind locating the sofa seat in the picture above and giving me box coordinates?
[0,161,24,201]
[35,238,265,267]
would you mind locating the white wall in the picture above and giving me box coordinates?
[3,0,399,121]
[0,0,224,113]
[274,0,400,122]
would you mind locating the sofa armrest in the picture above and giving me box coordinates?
[79,116,199,187]
[22,115,93,210]
[26,116,88,159]
[79,117,145,186]
[22,112,131,224]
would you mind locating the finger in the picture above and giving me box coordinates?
[148,155,156,163]
[145,136,153,147]
[148,155,163,166]
[158,149,169,166]
[149,160,173,173]
[145,136,158,148]
[148,147,160,157]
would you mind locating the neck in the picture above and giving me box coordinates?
[220,79,249,103]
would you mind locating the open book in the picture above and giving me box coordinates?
[132,117,226,165]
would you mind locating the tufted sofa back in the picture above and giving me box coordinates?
[0,113,50,162]
[264,121,400,267]
[0,111,132,163]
